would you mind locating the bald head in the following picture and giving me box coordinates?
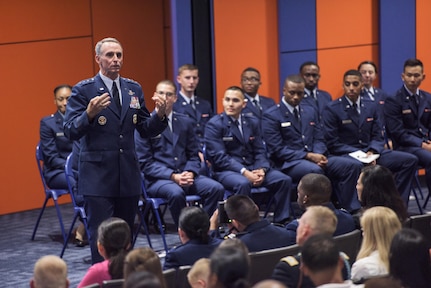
[30,255,69,288]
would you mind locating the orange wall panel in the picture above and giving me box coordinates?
[318,45,379,99]
[316,0,377,49]
[213,0,279,112]
[0,38,94,214]
[91,0,166,110]
[0,0,91,44]
[416,0,431,92]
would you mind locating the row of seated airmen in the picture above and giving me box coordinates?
[41,60,426,229]
[39,60,430,282]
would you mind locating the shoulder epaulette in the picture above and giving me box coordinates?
[280,256,299,266]
[77,78,95,86]
[123,77,139,85]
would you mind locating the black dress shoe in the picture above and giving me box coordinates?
[74,238,89,247]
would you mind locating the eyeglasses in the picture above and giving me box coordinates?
[157,91,175,97]
[241,77,260,83]
[303,73,319,78]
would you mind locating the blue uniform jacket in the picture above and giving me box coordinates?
[322,95,384,155]
[384,86,431,149]
[64,74,167,197]
[302,89,332,120]
[236,219,293,252]
[173,95,214,149]
[204,112,270,173]
[40,111,73,184]
[242,94,276,120]
[163,237,221,270]
[262,103,327,170]
[135,112,201,184]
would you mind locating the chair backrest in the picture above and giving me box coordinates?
[333,229,362,266]
[102,279,124,288]
[65,153,79,207]
[163,268,177,288]
[248,244,301,285]
[36,142,49,190]
[177,265,192,288]
[405,214,431,248]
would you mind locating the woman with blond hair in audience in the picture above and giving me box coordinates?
[123,247,166,288]
[351,206,402,283]
[77,217,131,287]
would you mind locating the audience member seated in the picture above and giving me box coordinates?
[285,173,355,245]
[187,258,211,288]
[124,271,162,288]
[211,195,292,252]
[78,217,130,288]
[389,228,431,288]
[355,165,408,227]
[301,234,363,287]
[164,206,221,270]
[351,206,401,283]
[124,247,166,288]
[204,86,292,225]
[135,80,224,228]
[272,206,348,288]
[208,238,250,288]
[30,255,69,288]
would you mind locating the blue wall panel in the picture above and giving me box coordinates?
[171,0,194,80]
[379,0,416,94]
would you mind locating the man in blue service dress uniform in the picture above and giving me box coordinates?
[135,80,224,228]
[204,86,292,224]
[322,69,417,205]
[64,37,167,264]
[262,74,362,212]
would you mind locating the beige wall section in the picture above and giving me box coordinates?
[213,0,280,112]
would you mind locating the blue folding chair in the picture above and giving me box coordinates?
[32,143,69,242]
[132,177,202,252]
[133,179,169,252]
[60,152,91,258]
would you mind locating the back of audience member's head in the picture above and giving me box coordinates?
[225,195,259,228]
[358,165,407,221]
[179,206,210,244]
[124,247,165,288]
[209,239,250,288]
[301,234,343,286]
[296,206,337,246]
[252,280,287,288]
[389,228,431,288]
[188,258,211,288]
[97,217,131,279]
[356,206,401,271]
[363,276,403,288]
[123,270,162,288]
[297,173,332,209]
[30,255,69,288]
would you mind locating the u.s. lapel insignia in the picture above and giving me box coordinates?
[98,116,107,125]
[128,90,135,96]
[133,114,137,124]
